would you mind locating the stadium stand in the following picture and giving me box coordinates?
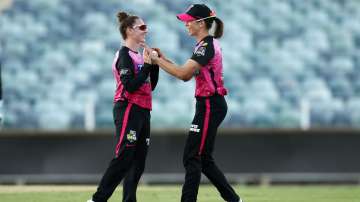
[1,0,360,129]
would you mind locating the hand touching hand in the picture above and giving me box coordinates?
[152,47,173,64]
[152,48,164,59]
[143,48,152,64]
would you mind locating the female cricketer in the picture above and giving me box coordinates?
[147,4,243,202]
[88,11,159,202]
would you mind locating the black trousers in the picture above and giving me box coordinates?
[181,95,240,202]
[92,101,150,202]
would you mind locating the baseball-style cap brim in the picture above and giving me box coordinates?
[176,13,196,22]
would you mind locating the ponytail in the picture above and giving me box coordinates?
[204,17,224,39]
[213,17,224,39]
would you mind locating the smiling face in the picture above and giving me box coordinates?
[128,18,148,43]
[185,20,203,37]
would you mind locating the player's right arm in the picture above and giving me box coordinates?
[151,39,214,82]
[154,57,200,82]
[117,49,151,93]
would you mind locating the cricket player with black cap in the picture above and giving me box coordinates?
[146,4,244,202]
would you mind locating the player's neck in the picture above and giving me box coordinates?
[125,40,140,52]
[195,30,209,43]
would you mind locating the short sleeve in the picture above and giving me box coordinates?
[190,39,215,66]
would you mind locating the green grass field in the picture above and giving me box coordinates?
[0,185,360,202]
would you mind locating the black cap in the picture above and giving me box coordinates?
[177,4,216,22]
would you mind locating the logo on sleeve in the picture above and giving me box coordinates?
[194,46,206,56]
[120,69,129,76]
[193,69,200,76]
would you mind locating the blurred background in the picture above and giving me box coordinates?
[1,0,360,185]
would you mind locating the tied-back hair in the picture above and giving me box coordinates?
[116,11,139,40]
[204,17,224,39]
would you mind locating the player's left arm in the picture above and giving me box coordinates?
[150,64,159,90]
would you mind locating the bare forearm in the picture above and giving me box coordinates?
[162,56,174,64]
[157,58,189,80]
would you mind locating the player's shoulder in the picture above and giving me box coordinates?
[119,46,130,56]
[199,36,214,47]
[196,36,214,55]
[196,36,214,56]
[118,46,135,63]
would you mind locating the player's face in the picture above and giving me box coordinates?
[185,20,202,37]
[131,19,148,43]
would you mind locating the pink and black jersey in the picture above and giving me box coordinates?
[112,46,159,110]
[191,36,228,97]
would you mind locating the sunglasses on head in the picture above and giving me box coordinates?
[194,16,216,22]
[133,24,147,31]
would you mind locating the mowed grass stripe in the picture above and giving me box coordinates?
[0,185,359,202]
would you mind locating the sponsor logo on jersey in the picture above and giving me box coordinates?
[137,64,143,71]
[189,124,200,133]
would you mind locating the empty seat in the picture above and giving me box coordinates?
[346,97,360,127]
[310,98,344,127]
[2,0,360,129]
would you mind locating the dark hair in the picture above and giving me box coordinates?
[116,11,139,40]
[204,17,224,39]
